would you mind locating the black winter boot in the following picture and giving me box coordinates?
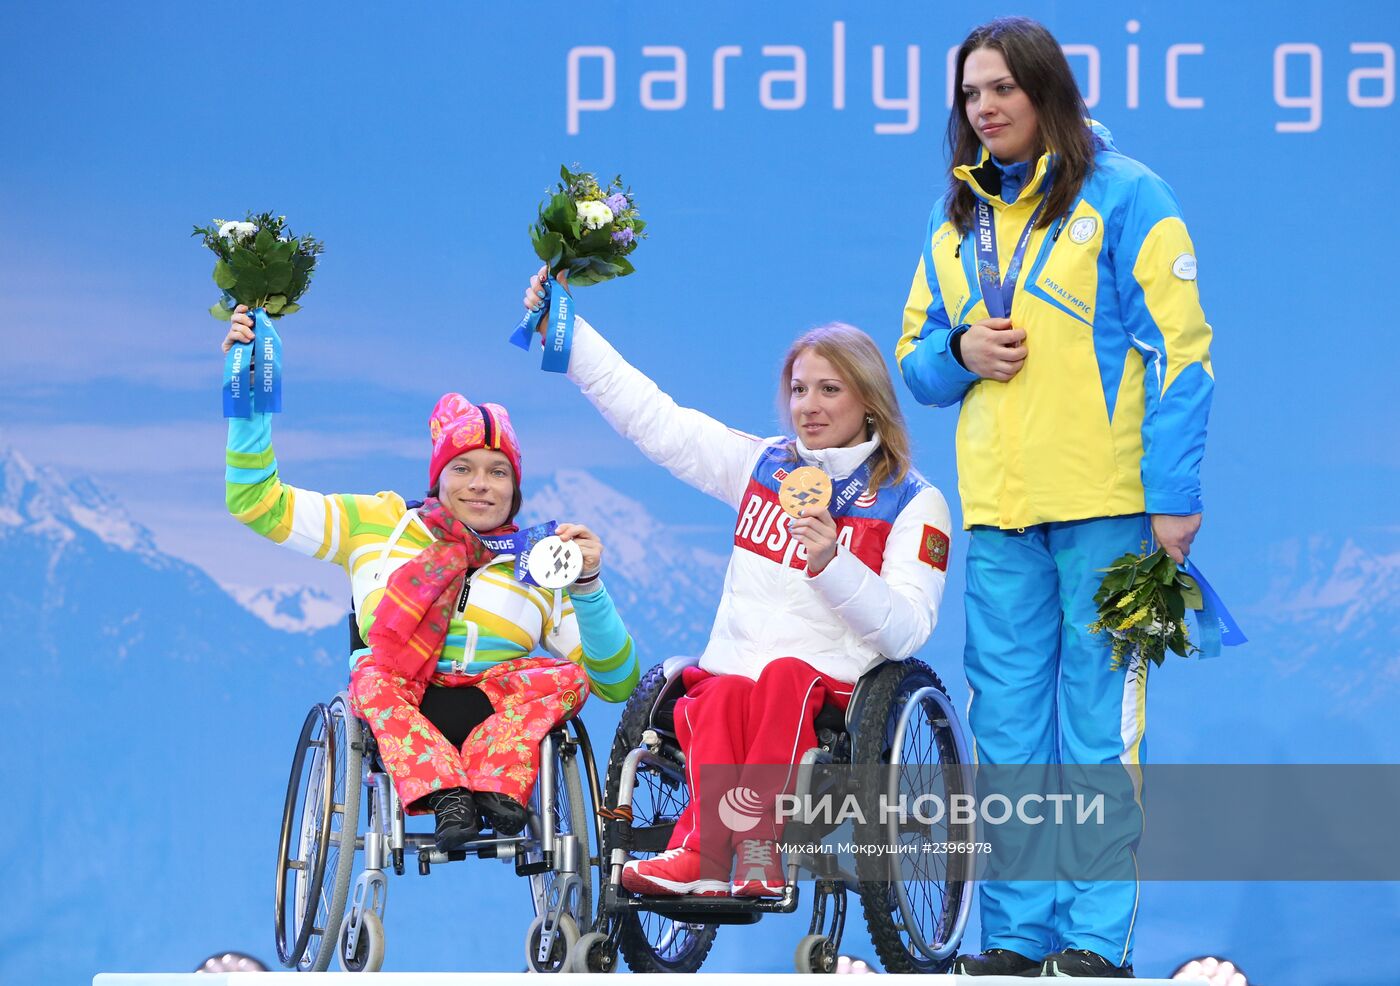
[476,791,529,835]
[426,787,479,850]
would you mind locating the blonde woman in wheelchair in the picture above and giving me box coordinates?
[522,270,953,899]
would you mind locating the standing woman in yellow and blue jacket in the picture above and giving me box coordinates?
[896,17,1213,979]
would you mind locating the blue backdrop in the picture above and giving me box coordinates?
[2,1,1397,982]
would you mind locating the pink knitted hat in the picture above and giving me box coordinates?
[427,393,522,489]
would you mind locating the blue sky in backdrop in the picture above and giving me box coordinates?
[3,0,1399,980]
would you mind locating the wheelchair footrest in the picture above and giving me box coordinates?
[514,852,552,877]
[609,884,801,921]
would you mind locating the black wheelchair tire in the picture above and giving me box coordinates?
[604,662,719,973]
[850,660,967,974]
[274,694,363,971]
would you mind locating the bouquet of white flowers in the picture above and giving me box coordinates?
[530,165,645,285]
[511,166,645,371]
[194,211,323,417]
[193,211,323,320]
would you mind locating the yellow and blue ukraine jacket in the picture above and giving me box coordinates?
[225,411,639,702]
[897,123,1213,530]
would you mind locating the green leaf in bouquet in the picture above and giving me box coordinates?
[533,229,566,269]
[1164,590,1186,621]
[540,192,578,237]
[209,300,234,321]
[264,294,287,314]
[229,247,262,270]
[265,261,293,294]
[1179,576,1204,611]
[234,268,269,302]
[612,255,636,277]
[279,302,301,315]
[1150,549,1177,585]
[254,227,275,253]
[213,259,238,290]
[630,218,647,234]
[575,227,614,255]
[267,239,296,264]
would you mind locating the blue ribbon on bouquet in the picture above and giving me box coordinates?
[222,321,252,419]
[221,304,282,417]
[253,308,283,413]
[474,520,558,587]
[1184,560,1247,658]
[509,278,575,374]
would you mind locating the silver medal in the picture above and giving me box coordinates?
[526,535,584,589]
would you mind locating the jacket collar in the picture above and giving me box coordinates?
[795,432,881,480]
[954,144,1054,206]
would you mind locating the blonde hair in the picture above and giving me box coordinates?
[777,322,913,491]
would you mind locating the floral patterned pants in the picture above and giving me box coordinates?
[348,655,588,814]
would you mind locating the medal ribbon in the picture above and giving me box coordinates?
[222,305,283,418]
[826,457,875,519]
[510,279,576,374]
[253,307,283,413]
[1184,560,1248,659]
[973,197,1048,320]
[473,520,558,587]
[222,324,252,418]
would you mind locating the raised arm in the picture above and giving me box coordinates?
[524,270,764,508]
[222,307,404,568]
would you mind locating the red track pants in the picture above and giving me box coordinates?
[669,656,853,861]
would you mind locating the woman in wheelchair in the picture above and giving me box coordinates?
[222,306,640,853]
[522,271,953,899]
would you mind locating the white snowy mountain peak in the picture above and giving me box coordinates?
[0,440,159,556]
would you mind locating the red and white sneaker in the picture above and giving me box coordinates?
[621,848,730,897]
[731,839,785,897]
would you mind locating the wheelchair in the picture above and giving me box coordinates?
[566,655,975,975]
[272,675,605,973]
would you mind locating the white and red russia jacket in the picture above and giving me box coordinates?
[565,318,953,684]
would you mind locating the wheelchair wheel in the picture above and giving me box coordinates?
[850,660,971,974]
[524,913,580,973]
[274,694,363,971]
[605,663,718,973]
[528,729,594,933]
[336,909,385,973]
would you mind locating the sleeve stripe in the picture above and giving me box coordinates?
[583,639,638,684]
[226,446,275,470]
[226,463,277,485]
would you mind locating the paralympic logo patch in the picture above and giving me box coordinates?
[717,786,766,832]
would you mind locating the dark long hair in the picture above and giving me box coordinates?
[945,17,1094,235]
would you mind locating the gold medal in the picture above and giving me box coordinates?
[779,466,832,517]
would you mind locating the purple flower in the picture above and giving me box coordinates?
[604,192,630,216]
[611,227,635,246]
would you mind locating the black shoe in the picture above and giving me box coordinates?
[427,787,479,850]
[954,949,1042,976]
[476,791,529,835]
[1040,949,1134,978]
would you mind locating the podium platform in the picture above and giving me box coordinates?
[95,975,1193,984]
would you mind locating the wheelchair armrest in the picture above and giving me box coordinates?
[661,654,701,679]
[647,655,701,737]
